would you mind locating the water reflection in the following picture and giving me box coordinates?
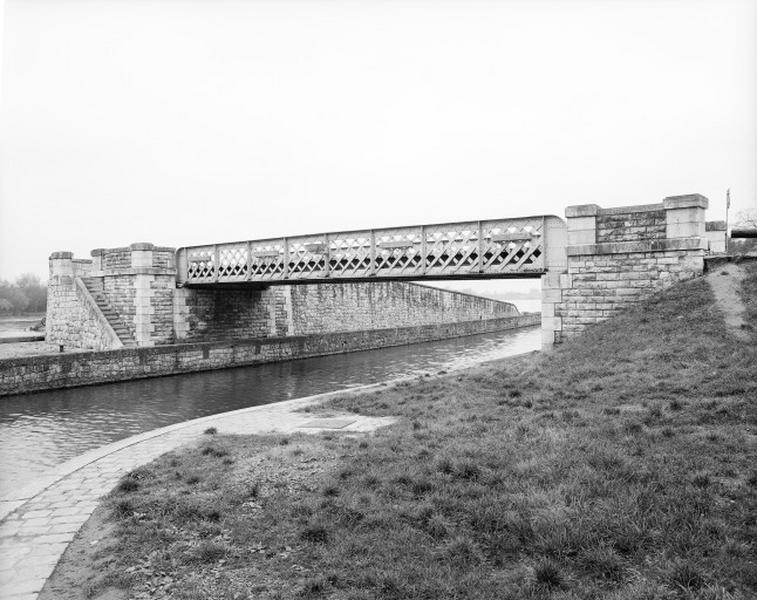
[0,326,540,493]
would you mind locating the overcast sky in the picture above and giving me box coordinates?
[0,0,755,293]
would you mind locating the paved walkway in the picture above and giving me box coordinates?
[0,383,396,599]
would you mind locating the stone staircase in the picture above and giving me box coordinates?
[80,278,137,347]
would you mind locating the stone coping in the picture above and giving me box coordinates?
[662,194,708,210]
[565,194,709,219]
[90,244,176,256]
[82,267,177,277]
[566,203,665,218]
[567,237,708,257]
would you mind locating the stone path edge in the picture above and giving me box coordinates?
[0,376,410,523]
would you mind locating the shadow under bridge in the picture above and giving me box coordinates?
[176,215,567,287]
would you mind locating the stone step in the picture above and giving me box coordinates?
[80,278,137,347]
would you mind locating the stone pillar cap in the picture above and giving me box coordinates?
[662,194,708,210]
[129,242,155,251]
[49,251,73,259]
[565,204,600,218]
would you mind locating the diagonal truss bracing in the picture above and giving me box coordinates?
[177,216,553,285]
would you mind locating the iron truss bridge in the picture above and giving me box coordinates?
[176,216,562,286]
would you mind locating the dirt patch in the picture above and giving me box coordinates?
[706,263,751,340]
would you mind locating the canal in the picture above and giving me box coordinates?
[0,325,540,495]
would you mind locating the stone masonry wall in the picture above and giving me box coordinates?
[103,273,137,341]
[595,207,666,243]
[548,194,709,341]
[288,282,519,336]
[93,244,177,346]
[174,282,519,342]
[46,254,121,350]
[559,250,704,337]
[174,287,282,341]
[151,275,177,343]
[2,314,540,396]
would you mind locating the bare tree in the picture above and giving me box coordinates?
[733,209,757,229]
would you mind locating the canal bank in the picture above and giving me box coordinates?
[0,384,399,599]
[0,326,542,495]
[0,326,542,600]
[0,314,539,396]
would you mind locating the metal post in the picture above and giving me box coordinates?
[477,220,483,272]
[324,234,331,278]
[421,225,427,275]
[370,230,376,275]
[246,241,252,281]
[283,238,289,280]
[541,216,546,269]
[213,245,219,282]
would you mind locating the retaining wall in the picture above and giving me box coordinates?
[0,314,539,396]
[288,282,518,336]
[174,282,519,341]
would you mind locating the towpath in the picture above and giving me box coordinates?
[707,262,751,341]
[0,385,395,600]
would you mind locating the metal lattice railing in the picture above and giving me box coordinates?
[177,217,552,285]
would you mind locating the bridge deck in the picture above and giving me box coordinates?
[176,216,558,286]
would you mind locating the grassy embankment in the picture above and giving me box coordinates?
[83,265,756,599]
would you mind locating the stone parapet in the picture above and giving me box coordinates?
[554,195,710,341]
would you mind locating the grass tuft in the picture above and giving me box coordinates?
[534,559,564,589]
[668,559,706,592]
[117,477,139,493]
[201,445,229,458]
[300,523,329,544]
[192,540,227,564]
[112,499,134,519]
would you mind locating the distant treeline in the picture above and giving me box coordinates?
[0,274,47,313]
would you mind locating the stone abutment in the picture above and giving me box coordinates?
[542,194,714,343]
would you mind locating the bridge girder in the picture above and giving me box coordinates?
[176,215,566,286]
